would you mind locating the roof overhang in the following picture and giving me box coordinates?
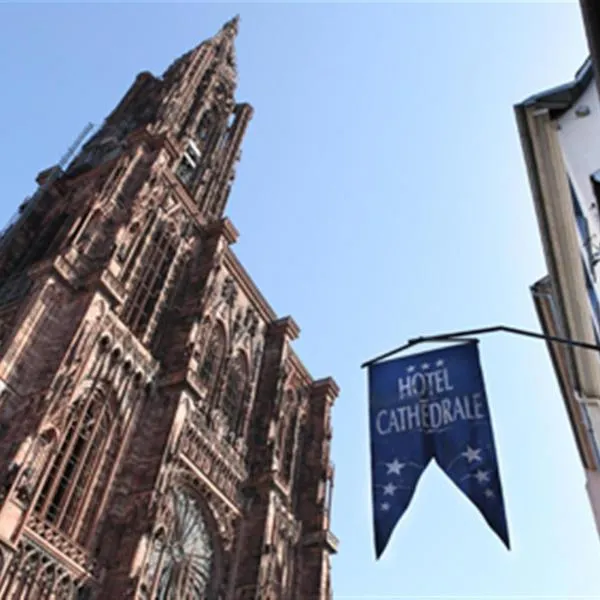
[579,0,600,102]
[514,101,600,405]
[519,58,593,119]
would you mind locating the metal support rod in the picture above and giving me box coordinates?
[360,324,600,369]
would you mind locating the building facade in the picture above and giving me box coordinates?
[0,17,339,599]
[578,0,600,96]
[516,58,600,538]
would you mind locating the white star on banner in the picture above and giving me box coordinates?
[407,365,415,373]
[484,489,495,499]
[386,459,406,476]
[383,482,397,496]
[381,502,391,511]
[436,359,444,367]
[475,469,490,484]
[421,363,430,370]
[462,446,482,463]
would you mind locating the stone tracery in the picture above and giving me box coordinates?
[0,540,81,599]
[33,384,113,537]
[142,487,217,599]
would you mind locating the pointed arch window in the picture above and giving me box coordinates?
[222,353,248,432]
[199,324,226,391]
[176,141,202,189]
[282,412,297,481]
[279,391,298,482]
[291,422,306,511]
[124,222,178,337]
[121,211,158,284]
[34,391,111,537]
[277,392,293,451]
[196,111,215,143]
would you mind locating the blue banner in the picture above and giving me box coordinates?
[368,342,509,558]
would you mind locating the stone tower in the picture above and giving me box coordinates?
[0,16,339,599]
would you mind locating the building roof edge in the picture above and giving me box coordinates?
[515,57,594,117]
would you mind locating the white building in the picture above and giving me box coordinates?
[516,58,600,536]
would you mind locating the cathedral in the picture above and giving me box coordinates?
[0,16,339,599]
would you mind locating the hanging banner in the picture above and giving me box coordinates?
[368,341,510,558]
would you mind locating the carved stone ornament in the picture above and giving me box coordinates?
[234,435,246,455]
[210,407,229,440]
[273,366,289,410]
[169,464,237,549]
[232,310,243,337]
[221,276,237,307]
[244,307,259,337]
[162,194,176,213]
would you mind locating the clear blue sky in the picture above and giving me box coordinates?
[1,2,599,598]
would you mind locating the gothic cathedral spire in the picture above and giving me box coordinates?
[0,16,338,600]
[61,13,252,229]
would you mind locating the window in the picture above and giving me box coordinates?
[176,160,194,187]
[144,489,214,599]
[279,391,297,482]
[34,392,110,536]
[185,141,202,166]
[591,170,600,207]
[584,263,600,336]
[175,141,202,187]
[580,400,600,469]
[122,212,158,284]
[282,413,297,481]
[124,223,177,337]
[221,353,248,432]
[216,130,230,152]
[196,112,214,142]
[570,178,594,269]
[199,325,226,391]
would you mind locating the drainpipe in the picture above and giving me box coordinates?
[532,284,600,467]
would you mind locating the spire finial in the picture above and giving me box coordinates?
[222,14,240,36]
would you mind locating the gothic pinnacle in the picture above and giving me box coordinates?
[222,14,240,36]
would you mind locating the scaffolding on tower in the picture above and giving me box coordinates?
[0,122,95,255]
